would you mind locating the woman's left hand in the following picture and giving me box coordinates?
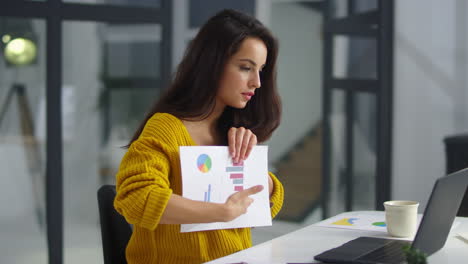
[228,127,273,196]
[228,127,257,164]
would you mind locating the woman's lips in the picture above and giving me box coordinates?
[242,92,254,100]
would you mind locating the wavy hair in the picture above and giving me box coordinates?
[128,9,281,145]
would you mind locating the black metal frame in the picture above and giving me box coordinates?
[321,0,333,219]
[321,0,394,218]
[376,0,394,212]
[1,1,172,263]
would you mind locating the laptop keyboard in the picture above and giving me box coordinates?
[356,240,409,263]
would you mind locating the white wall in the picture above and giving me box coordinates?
[267,3,323,163]
[393,0,468,210]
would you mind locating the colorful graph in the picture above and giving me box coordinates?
[227,161,244,191]
[197,154,212,173]
[332,218,359,226]
[372,222,386,227]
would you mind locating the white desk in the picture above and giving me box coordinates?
[204,211,468,264]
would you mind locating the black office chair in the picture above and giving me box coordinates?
[444,134,468,216]
[98,185,132,264]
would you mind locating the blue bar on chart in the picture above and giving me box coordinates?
[204,184,211,202]
[233,179,243,184]
[226,166,243,172]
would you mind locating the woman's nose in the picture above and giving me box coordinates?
[249,71,261,89]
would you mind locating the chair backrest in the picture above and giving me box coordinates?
[444,134,468,216]
[97,185,132,264]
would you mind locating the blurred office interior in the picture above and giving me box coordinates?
[1,0,468,263]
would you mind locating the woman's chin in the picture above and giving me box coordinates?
[231,102,248,109]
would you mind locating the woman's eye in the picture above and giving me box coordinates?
[240,66,251,71]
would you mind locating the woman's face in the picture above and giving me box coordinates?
[216,37,267,109]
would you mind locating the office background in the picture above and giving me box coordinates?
[0,0,467,263]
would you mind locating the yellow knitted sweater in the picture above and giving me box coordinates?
[114,113,284,264]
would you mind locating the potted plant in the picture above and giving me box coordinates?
[402,245,427,264]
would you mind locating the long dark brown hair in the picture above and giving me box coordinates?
[128,9,281,146]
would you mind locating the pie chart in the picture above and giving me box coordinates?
[197,154,212,173]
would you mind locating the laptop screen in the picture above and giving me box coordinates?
[412,168,468,254]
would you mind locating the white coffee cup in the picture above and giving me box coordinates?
[384,200,419,237]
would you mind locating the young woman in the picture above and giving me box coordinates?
[114,9,284,264]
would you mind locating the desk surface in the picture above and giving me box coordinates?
[204,211,468,264]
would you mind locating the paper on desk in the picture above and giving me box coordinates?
[314,211,422,232]
[180,146,271,232]
[457,232,468,244]
[315,211,463,234]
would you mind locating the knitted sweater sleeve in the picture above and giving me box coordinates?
[113,115,177,231]
[269,171,284,219]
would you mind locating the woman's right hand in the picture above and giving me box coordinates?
[223,185,264,222]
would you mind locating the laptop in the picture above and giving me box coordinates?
[314,168,468,264]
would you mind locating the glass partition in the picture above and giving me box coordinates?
[328,89,346,216]
[330,0,378,19]
[268,1,323,224]
[333,35,377,79]
[0,17,47,264]
[61,20,162,263]
[188,0,255,28]
[352,92,377,210]
[267,1,323,224]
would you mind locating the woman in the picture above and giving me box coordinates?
[114,9,284,264]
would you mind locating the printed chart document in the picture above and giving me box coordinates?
[180,146,271,232]
[314,211,422,232]
[314,211,460,239]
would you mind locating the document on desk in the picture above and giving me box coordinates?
[179,146,272,232]
[314,211,422,232]
[457,232,468,244]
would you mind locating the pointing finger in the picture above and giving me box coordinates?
[238,185,264,198]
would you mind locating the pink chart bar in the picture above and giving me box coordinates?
[232,161,244,166]
[230,173,244,179]
[234,186,244,191]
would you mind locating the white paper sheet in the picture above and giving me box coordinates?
[314,211,461,233]
[457,232,468,244]
[180,146,272,232]
[314,212,392,232]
